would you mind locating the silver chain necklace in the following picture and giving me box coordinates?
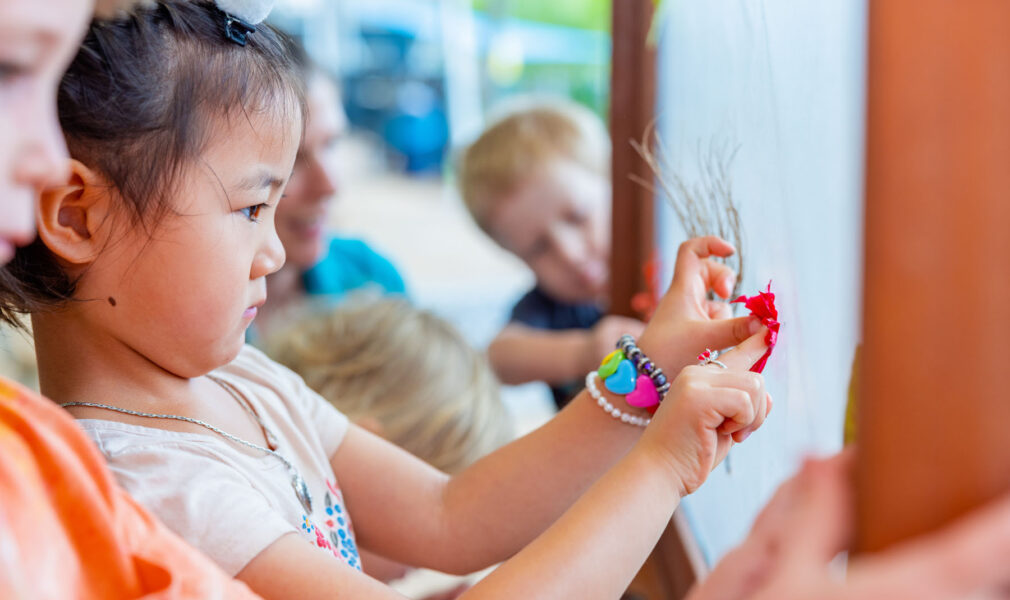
[60,374,313,514]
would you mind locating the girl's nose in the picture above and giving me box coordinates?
[251,226,287,279]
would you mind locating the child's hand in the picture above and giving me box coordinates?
[583,315,646,372]
[689,449,1010,600]
[638,236,763,375]
[684,452,851,600]
[639,329,772,496]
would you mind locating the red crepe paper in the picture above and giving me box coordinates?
[732,281,780,373]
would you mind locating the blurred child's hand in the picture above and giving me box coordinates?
[689,449,1010,600]
[638,236,764,375]
[639,330,772,496]
[685,451,852,600]
[583,315,647,372]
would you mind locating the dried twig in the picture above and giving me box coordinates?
[631,124,745,299]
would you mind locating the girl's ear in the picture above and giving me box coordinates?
[37,159,115,265]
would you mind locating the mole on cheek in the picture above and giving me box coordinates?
[108,297,117,307]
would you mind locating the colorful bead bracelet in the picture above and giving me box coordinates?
[617,334,671,396]
[593,334,669,412]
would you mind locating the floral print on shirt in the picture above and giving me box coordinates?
[299,478,360,570]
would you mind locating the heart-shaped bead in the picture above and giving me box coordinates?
[598,350,624,378]
[626,375,660,408]
[604,359,636,395]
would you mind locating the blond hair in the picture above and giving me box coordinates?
[457,97,610,231]
[264,297,511,474]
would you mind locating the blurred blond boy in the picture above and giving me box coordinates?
[458,98,644,409]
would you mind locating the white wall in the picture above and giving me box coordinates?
[654,0,867,564]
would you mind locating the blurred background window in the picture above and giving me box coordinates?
[272,0,611,173]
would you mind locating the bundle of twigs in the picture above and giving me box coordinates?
[629,122,745,300]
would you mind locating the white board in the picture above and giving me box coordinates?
[652,0,867,564]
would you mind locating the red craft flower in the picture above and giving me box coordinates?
[731,282,780,373]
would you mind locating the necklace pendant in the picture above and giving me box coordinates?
[292,473,313,513]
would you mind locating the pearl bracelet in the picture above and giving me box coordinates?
[585,371,651,427]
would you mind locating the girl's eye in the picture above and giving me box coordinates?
[240,204,267,222]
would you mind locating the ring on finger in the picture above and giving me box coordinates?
[697,348,729,369]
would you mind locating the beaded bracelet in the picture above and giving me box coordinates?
[585,371,651,427]
[617,334,671,396]
[595,335,669,411]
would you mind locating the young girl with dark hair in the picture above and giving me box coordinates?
[4,3,1010,600]
[0,2,778,598]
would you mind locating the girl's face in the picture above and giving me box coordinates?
[274,75,346,270]
[0,0,91,265]
[73,106,301,377]
[488,159,612,305]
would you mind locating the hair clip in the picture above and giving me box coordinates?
[222,13,255,46]
[214,0,274,46]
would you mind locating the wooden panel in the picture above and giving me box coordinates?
[610,3,704,596]
[609,0,656,318]
[857,0,1010,552]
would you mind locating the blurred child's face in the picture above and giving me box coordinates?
[274,75,346,270]
[73,106,301,377]
[0,0,90,265]
[488,159,611,305]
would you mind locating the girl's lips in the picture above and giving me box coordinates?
[243,306,259,319]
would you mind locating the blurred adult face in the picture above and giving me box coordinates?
[274,74,347,270]
[0,0,91,265]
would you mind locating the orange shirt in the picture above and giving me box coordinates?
[0,377,262,600]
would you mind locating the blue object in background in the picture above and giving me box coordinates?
[343,27,449,174]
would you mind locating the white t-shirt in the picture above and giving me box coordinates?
[77,345,359,576]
